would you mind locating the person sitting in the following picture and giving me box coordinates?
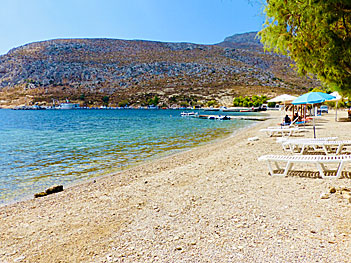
[284,115,291,125]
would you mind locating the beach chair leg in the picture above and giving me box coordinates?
[336,144,344,155]
[316,162,344,179]
[315,162,326,178]
[322,145,329,155]
[336,161,345,179]
[283,162,293,177]
[289,144,299,154]
[289,144,295,154]
[267,160,286,176]
[266,161,275,176]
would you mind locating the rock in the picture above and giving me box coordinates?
[34,185,63,198]
[329,187,336,194]
[320,193,330,199]
[45,185,63,195]
[34,192,47,198]
[341,187,351,192]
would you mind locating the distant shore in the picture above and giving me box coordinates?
[1,110,351,262]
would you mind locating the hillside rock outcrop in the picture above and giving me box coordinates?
[0,33,318,107]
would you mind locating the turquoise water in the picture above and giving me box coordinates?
[0,109,257,204]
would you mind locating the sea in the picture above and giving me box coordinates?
[0,109,259,205]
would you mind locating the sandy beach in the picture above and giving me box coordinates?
[1,110,351,262]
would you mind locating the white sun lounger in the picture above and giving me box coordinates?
[260,127,308,137]
[283,140,351,155]
[258,154,351,178]
[277,137,337,144]
[279,137,338,151]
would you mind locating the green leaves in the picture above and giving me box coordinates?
[259,0,351,91]
[233,95,267,107]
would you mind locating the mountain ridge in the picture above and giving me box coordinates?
[0,32,318,108]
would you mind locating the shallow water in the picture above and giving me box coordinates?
[0,109,257,204]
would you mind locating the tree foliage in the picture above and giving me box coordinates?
[102,95,109,106]
[233,95,268,107]
[259,0,351,91]
[147,95,160,106]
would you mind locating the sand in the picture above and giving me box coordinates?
[1,110,351,262]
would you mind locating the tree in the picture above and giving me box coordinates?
[102,96,109,106]
[147,95,159,106]
[118,99,129,107]
[207,100,217,107]
[259,0,351,91]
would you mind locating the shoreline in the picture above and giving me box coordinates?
[0,115,261,208]
[1,110,351,262]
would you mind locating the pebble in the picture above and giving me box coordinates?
[320,193,330,199]
[3,113,351,263]
[14,256,26,262]
[329,187,336,194]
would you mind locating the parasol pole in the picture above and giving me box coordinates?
[313,105,316,138]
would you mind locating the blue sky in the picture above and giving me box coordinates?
[0,0,265,55]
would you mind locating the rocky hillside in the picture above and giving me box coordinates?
[0,33,319,107]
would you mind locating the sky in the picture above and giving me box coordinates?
[0,0,265,55]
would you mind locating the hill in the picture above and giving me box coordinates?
[0,33,319,108]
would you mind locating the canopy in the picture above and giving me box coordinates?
[292,92,335,138]
[329,91,342,102]
[267,94,297,103]
[292,92,335,105]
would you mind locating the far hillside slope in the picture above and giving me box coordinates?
[0,33,318,108]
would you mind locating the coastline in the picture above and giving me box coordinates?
[1,110,351,262]
[0,108,255,207]
[0,113,259,208]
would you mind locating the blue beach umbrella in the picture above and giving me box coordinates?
[292,92,336,138]
[292,92,335,105]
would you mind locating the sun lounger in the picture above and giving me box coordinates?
[258,154,351,178]
[278,137,338,151]
[283,140,351,155]
[276,137,337,144]
[260,127,308,137]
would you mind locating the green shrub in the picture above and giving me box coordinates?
[102,96,109,106]
[118,99,129,107]
[268,102,276,108]
[232,95,268,107]
[207,100,217,107]
[148,95,159,106]
[180,101,189,107]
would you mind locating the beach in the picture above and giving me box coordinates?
[1,110,351,262]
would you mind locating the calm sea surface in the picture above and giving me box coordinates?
[0,109,258,205]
